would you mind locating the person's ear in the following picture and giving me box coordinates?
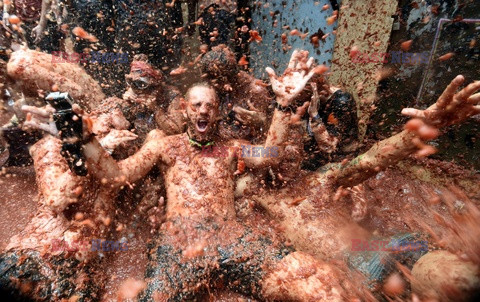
[180,98,188,119]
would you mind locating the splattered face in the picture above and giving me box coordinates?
[126,71,155,92]
[125,60,163,94]
[124,60,164,108]
[186,85,219,142]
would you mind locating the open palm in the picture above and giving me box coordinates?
[402,75,480,129]
[266,50,317,107]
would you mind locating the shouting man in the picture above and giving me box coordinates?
[29,51,352,300]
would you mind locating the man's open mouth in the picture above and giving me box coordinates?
[196,120,208,133]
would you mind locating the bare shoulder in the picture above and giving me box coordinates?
[161,133,188,147]
[142,132,185,163]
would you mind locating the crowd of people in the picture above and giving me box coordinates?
[1,1,480,301]
[2,0,252,97]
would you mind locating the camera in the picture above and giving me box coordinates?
[45,92,87,176]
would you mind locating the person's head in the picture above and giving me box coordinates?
[324,90,358,147]
[294,73,330,107]
[126,54,163,93]
[184,83,220,142]
[200,44,238,87]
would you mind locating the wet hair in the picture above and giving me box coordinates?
[323,90,358,145]
[129,54,163,81]
[185,82,219,103]
[199,44,238,80]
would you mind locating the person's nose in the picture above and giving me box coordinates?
[199,103,209,115]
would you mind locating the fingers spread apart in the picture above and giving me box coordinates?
[437,75,464,109]
[401,108,426,119]
[446,80,480,111]
[467,92,480,105]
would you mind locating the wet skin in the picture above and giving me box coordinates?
[0,136,115,301]
[77,51,348,299]
[82,83,348,300]
[201,45,270,142]
[85,86,288,222]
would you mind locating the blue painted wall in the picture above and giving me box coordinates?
[249,0,340,79]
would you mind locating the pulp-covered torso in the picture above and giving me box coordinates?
[160,134,238,221]
[141,135,294,300]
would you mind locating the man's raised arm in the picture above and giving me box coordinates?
[328,75,480,188]
[22,103,167,187]
[243,50,327,168]
[82,129,165,187]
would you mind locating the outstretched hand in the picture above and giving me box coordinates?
[266,50,318,107]
[22,103,87,136]
[22,105,58,135]
[402,75,480,129]
[232,105,266,128]
[99,129,138,153]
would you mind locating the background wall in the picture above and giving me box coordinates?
[370,0,480,170]
[249,0,339,79]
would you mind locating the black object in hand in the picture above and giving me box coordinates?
[45,92,87,176]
